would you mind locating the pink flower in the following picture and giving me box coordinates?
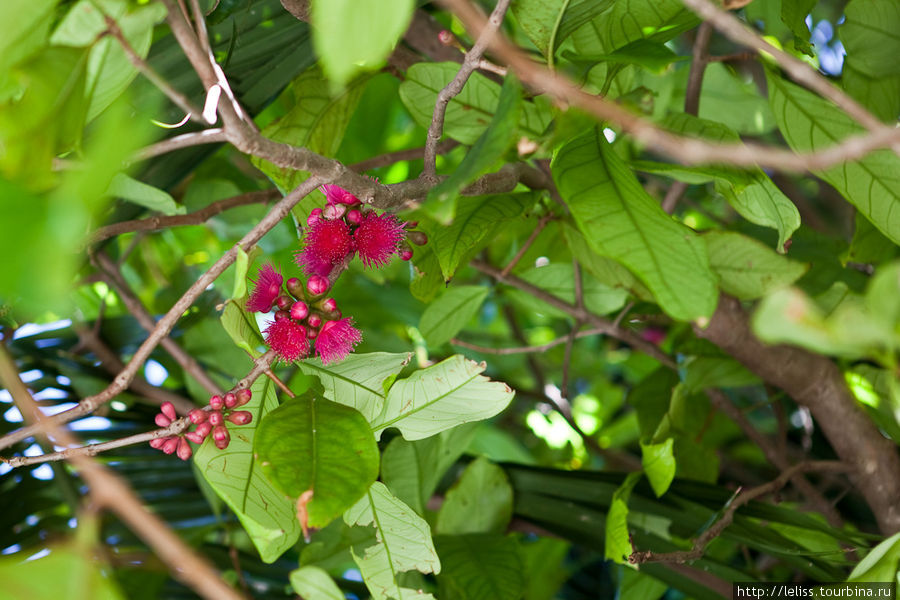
[264,318,310,362]
[315,318,362,365]
[353,212,405,269]
[321,184,360,206]
[246,263,283,313]
[296,218,354,276]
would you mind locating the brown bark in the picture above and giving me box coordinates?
[697,295,900,534]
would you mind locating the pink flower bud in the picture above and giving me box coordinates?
[405,220,418,229]
[224,392,237,408]
[291,301,309,321]
[307,314,322,328]
[194,421,212,438]
[155,413,172,428]
[307,208,323,227]
[274,309,290,321]
[276,295,292,310]
[307,275,330,296]
[438,30,454,45]
[235,389,252,407]
[162,436,179,455]
[227,411,253,425]
[149,438,166,449]
[209,410,224,426]
[322,298,338,313]
[177,437,193,461]
[307,328,318,340]
[407,231,428,246]
[209,395,224,410]
[184,431,206,444]
[213,425,230,450]
[323,203,347,220]
[286,277,304,299]
[161,401,177,421]
[188,409,207,424]
[400,249,413,261]
[346,209,362,225]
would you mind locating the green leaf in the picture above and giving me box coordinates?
[604,471,641,564]
[252,66,366,191]
[683,356,761,392]
[419,285,489,348]
[220,298,264,358]
[310,0,414,87]
[562,222,652,299]
[586,39,685,73]
[432,193,533,281]
[781,0,816,55]
[195,376,302,563]
[688,62,775,135]
[344,482,441,600]
[435,534,525,600]
[296,352,411,423]
[381,424,478,515]
[640,438,675,497]
[519,538,571,600]
[106,173,184,216]
[508,263,629,317]
[842,61,900,123]
[372,355,515,441]
[704,231,809,300]
[254,391,379,528]
[289,565,345,600]
[436,457,513,535]
[510,0,614,57]
[619,569,667,600]
[551,129,717,321]
[399,63,551,145]
[426,76,524,222]
[0,0,55,86]
[768,72,900,246]
[571,0,697,54]
[848,531,900,583]
[841,0,900,79]
[411,243,444,302]
[51,0,166,120]
[0,544,124,600]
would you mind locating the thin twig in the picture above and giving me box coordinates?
[0,344,245,600]
[451,326,609,355]
[0,177,321,452]
[350,140,459,172]
[422,0,512,179]
[133,129,228,161]
[500,215,552,277]
[629,461,849,564]
[89,189,279,244]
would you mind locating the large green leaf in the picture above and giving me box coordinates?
[508,263,629,317]
[604,471,641,564]
[254,391,379,528]
[0,544,124,600]
[51,0,166,120]
[848,531,900,584]
[510,0,614,57]
[640,438,675,498]
[842,60,900,124]
[195,376,302,563]
[841,0,900,79]
[427,76,524,222]
[372,355,515,441]
[551,129,717,321]
[220,298,264,358]
[704,231,808,300]
[0,0,55,85]
[432,193,533,281]
[289,565,345,600]
[106,173,183,216]
[768,73,900,246]
[571,0,697,54]
[344,482,441,600]
[435,457,513,535]
[310,0,414,87]
[435,534,525,600]
[296,352,411,423]
[381,424,478,515]
[781,0,816,55]
[399,63,552,145]
[419,285,489,348]
[562,222,652,299]
[252,66,367,191]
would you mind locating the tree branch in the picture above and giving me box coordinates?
[133,129,228,162]
[451,326,610,355]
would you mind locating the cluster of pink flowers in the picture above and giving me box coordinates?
[247,185,428,366]
[149,391,253,459]
[297,184,427,277]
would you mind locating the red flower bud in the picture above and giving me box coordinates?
[213,425,230,450]
[184,431,206,445]
[149,438,166,449]
[194,421,213,438]
[224,392,237,408]
[209,395,224,410]
[322,298,338,313]
[235,389,252,406]
[438,30,454,45]
[274,309,290,321]
[286,277,304,299]
[209,410,224,426]
[155,413,172,428]
[161,401,177,421]
[188,408,207,424]
[162,436,179,455]
[307,314,322,328]
[177,437,193,461]
[307,275,330,297]
[307,208,323,227]
[276,295,292,310]
[323,203,347,220]
[346,209,362,225]
[407,231,428,246]
[400,249,413,261]
[307,328,318,340]
[291,301,309,321]
[226,411,253,425]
